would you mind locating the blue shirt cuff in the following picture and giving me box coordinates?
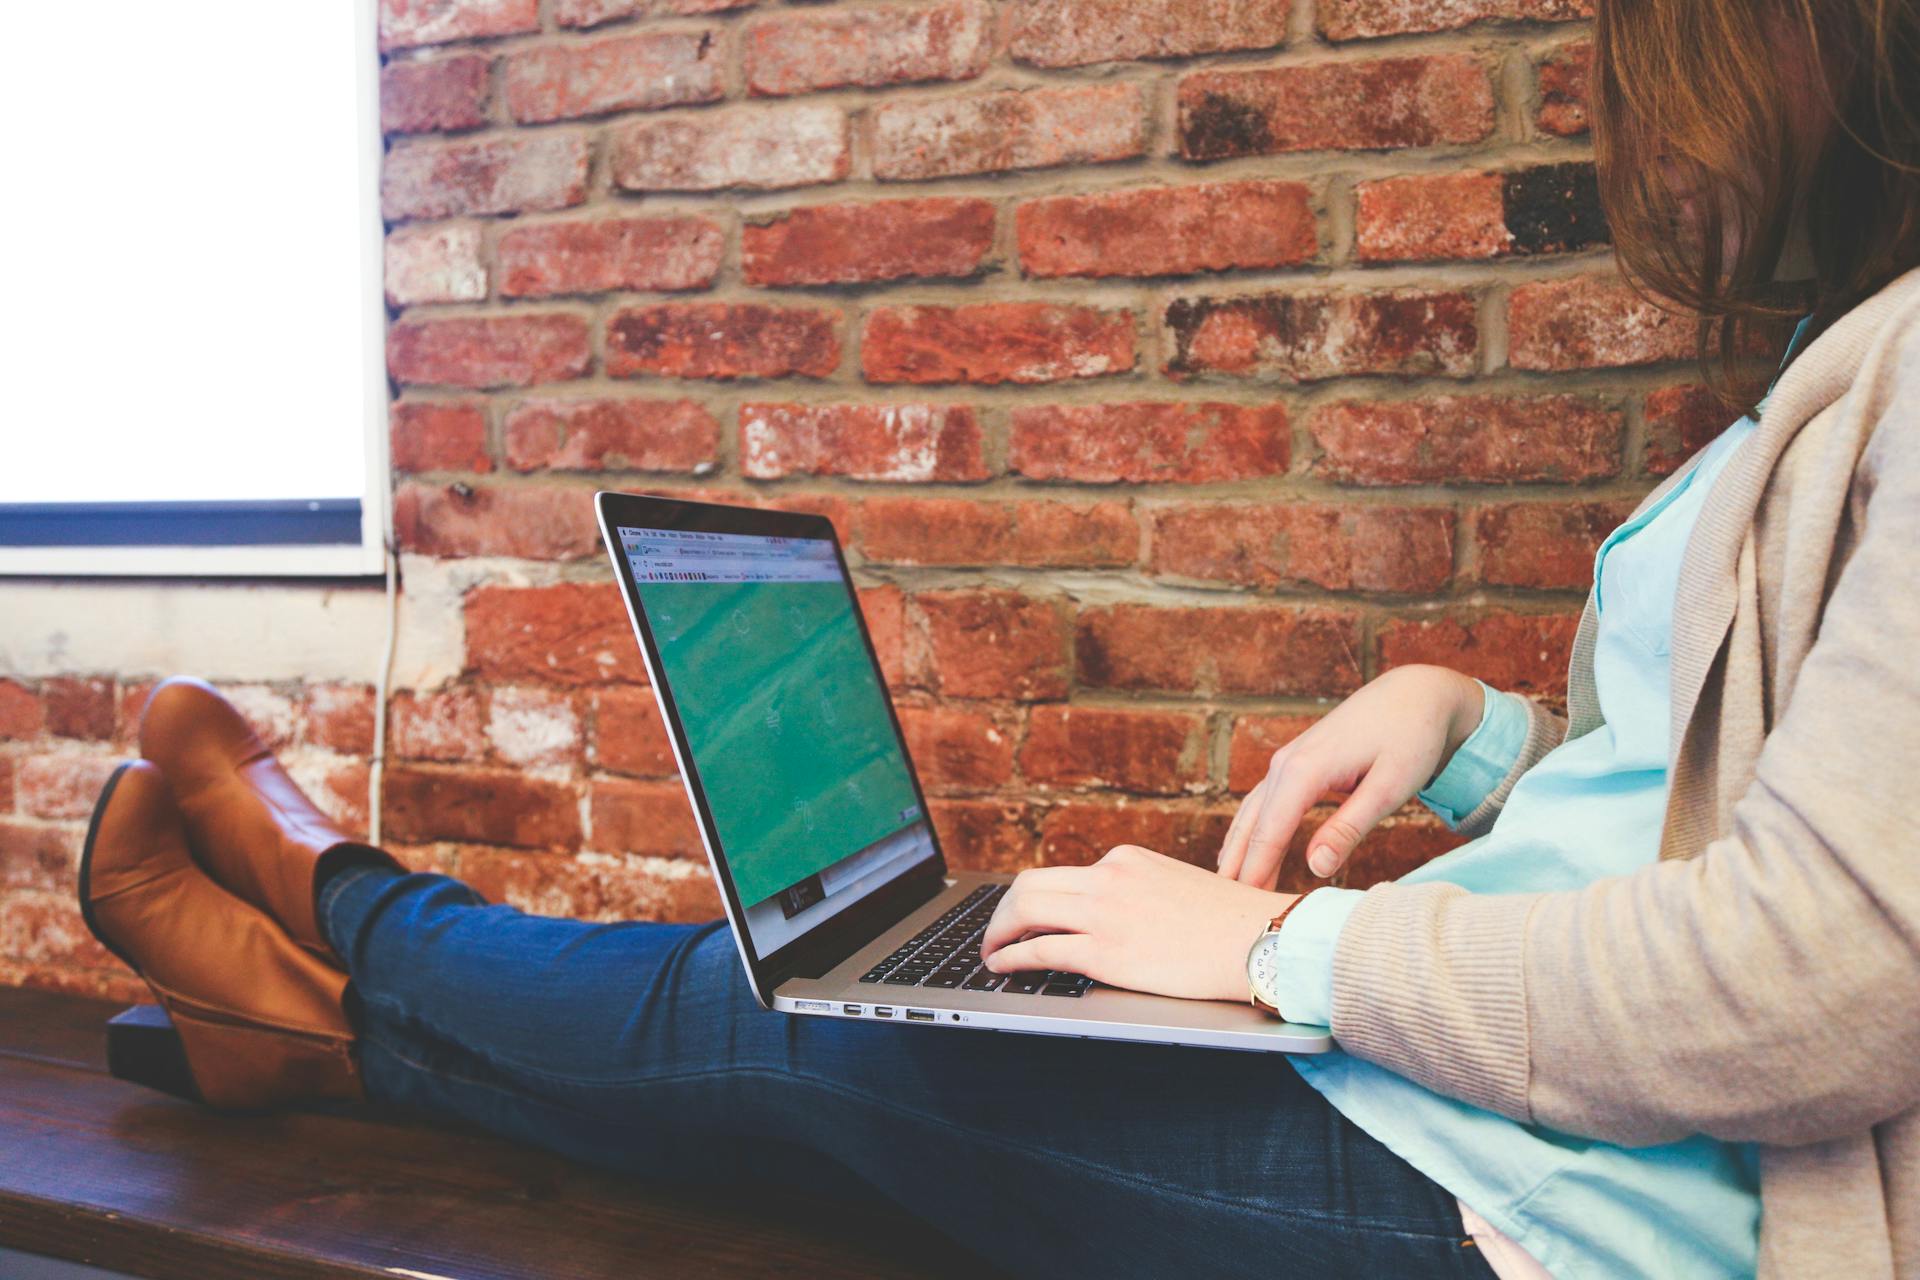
[1267,886,1365,1026]
[1417,682,1530,829]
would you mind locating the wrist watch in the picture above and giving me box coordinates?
[1245,887,1325,1017]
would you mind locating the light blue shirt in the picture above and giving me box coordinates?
[1266,320,1812,1278]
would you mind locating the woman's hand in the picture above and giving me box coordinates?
[1216,664,1484,891]
[980,845,1291,1002]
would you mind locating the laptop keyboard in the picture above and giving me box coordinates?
[857,884,1093,998]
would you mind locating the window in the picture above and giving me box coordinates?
[0,1,388,577]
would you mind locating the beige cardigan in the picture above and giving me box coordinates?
[1330,265,1920,1279]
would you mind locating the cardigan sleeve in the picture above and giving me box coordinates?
[1416,683,1533,829]
[1449,695,1567,839]
[1325,328,1920,1148]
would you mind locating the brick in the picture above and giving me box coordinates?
[898,705,1016,791]
[460,848,722,923]
[1148,504,1455,593]
[1017,181,1316,280]
[219,687,300,752]
[505,397,719,473]
[1356,172,1505,262]
[589,778,705,858]
[381,54,491,134]
[506,33,722,123]
[1010,403,1290,484]
[1340,814,1466,887]
[0,681,45,741]
[1009,0,1289,67]
[383,134,590,220]
[558,0,753,27]
[916,591,1070,700]
[394,482,599,559]
[742,198,994,287]
[1475,500,1634,590]
[862,304,1134,385]
[746,1,990,96]
[382,765,580,849]
[1537,40,1591,136]
[392,400,493,473]
[303,685,376,755]
[385,223,488,306]
[1226,713,1322,792]
[1318,0,1589,40]
[610,105,849,192]
[0,760,12,815]
[498,216,723,298]
[18,756,121,821]
[737,419,890,499]
[1377,611,1581,699]
[380,0,538,50]
[860,585,908,688]
[1178,56,1494,161]
[43,679,114,741]
[1,820,77,894]
[314,761,372,835]
[485,686,582,767]
[0,893,116,971]
[114,683,156,748]
[859,498,1136,567]
[927,798,1042,874]
[1076,604,1363,697]
[607,304,840,380]
[589,687,677,777]
[392,687,488,762]
[1164,288,1478,381]
[871,84,1146,181]
[1508,275,1695,371]
[388,314,591,388]
[1019,706,1207,795]
[1497,164,1607,256]
[1309,394,1622,485]
[1036,800,1235,871]
[464,582,649,685]
[1644,384,1736,475]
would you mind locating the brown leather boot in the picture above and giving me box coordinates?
[78,760,365,1109]
[137,677,399,960]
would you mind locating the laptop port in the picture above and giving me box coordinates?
[906,1009,935,1022]
[873,1006,893,1018]
[842,1004,861,1016]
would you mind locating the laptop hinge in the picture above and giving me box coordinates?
[764,863,947,985]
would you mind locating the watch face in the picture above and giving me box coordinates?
[1248,931,1285,1007]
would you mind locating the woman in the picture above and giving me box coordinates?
[74,0,1918,1275]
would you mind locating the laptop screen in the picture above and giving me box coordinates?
[616,524,938,954]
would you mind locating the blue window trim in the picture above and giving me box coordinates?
[0,499,363,548]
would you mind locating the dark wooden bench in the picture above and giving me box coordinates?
[0,987,1002,1280]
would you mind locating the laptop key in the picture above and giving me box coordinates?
[922,974,964,988]
[1042,983,1086,997]
[1002,972,1047,994]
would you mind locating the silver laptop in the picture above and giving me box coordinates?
[597,491,1331,1054]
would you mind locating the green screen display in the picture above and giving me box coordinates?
[630,537,922,909]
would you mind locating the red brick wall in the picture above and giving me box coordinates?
[5,0,1722,998]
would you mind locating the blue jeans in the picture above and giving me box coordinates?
[320,866,1496,1280]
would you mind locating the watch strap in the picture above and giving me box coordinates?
[1247,886,1327,1017]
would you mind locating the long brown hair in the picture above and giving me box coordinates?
[1592,0,1920,405]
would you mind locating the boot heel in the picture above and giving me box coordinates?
[106,1004,202,1103]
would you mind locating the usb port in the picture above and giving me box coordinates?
[873,1006,893,1018]
[906,1009,935,1022]
[842,1004,861,1016]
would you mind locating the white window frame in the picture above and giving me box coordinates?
[0,0,389,580]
